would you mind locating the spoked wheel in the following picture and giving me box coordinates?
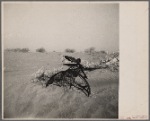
[73,75,91,97]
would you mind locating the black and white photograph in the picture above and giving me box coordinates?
[1,1,148,120]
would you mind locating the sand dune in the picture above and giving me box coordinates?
[4,51,118,119]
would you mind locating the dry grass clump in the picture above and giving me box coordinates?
[5,48,30,53]
[65,48,75,53]
[84,47,96,54]
[36,47,46,53]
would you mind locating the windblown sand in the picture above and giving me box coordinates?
[4,51,119,119]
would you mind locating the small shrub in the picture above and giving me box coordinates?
[5,48,30,53]
[113,52,119,58]
[14,48,21,52]
[36,47,46,53]
[84,47,95,54]
[21,48,30,53]
[100,50,107,54]
[109,51,119,59]
[65,49,75,53]
[5,48,14,52]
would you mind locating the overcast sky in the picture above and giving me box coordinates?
[3,2,119,52]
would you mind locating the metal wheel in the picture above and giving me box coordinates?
[73,74,91,96]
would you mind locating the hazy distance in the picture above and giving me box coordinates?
[3,2,119,52]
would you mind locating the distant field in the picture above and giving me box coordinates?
[4,51,119,119]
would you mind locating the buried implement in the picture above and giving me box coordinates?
[32,56,103,96]
[44,56,91,97]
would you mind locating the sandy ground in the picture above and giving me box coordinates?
[4,51,119,119]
